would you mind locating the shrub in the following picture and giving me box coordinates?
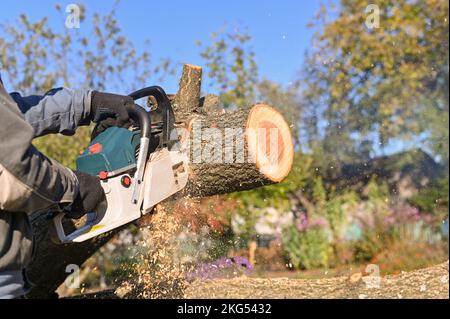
[408,177,449,217]
[281,215,330,270]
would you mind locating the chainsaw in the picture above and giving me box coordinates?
[52,86,189,243]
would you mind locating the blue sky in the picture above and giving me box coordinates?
[0,0,321,93]
[0,1,426,156]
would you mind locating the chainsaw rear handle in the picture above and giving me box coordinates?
[128,85,170,106]
[126,103,151,138]
[128,86,174,146]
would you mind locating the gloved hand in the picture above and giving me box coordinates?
[90,91,135,138]
[66,170,106,219]
[91,116,136,140]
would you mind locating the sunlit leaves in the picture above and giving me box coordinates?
[198,27,259,108]
[302,0,449,164]
[0,3,168,94]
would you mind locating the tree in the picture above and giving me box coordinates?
[197,27,259,108]
[302,0,449,166]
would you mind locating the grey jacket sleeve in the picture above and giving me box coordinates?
[0,82,79,213]
[9,87,92,137]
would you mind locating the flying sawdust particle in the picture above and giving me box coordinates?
[114,204,190,299]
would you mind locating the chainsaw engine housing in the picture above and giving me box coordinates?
[76,127,140,177]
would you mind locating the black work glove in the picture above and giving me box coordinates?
[66,170,106,219]
[91,116,137,140]
[90,91,135,138]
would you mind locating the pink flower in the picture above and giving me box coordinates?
[296,212,309,231]
[310,217,328,228]
[295,213,327,231]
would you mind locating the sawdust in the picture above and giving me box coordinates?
[73,261,449,299]
[113,204,190,299]
[183,261,449,299]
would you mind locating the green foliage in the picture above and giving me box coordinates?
[350,191,393,263]
[231,153,313,209]
[323,192,357,241]
[312,176,326,209]
[366,176,389,202]
[226,153,313,239]
[302,0,449,164]
[32,126,91,168]
[348,179,444,263]
[278,175,446,270]
[352,231,390,263]
[408,176,449,216]
[198,27,258,108]
[0,4,166,94]
[281,225,330,270]
[310,176,358,251]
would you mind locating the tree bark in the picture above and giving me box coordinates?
[180,103,294,197]
[174,64,202,117]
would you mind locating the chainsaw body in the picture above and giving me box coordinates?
[53,86,188,243]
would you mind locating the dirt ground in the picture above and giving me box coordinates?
[75,261,448,299]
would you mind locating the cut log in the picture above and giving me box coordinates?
[181,103,294,197]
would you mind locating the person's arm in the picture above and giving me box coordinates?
[0,84,78,213]
[9,87,92,138]
[10,87,135,139]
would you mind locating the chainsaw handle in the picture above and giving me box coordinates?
[128,86,174,146]
[52,211,99,244]
[126,104,151,138]
[128,85,170,105]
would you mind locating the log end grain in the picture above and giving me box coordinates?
[246,103,294,183]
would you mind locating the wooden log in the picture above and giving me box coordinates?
[181,103,294,197]
[199,94,221,114]
[174,64,202,116]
